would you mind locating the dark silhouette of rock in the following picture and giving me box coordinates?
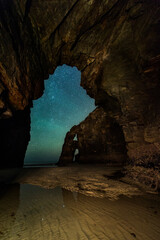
[59,107,127,165]
[0,106,30,168]
[0,0,159,173]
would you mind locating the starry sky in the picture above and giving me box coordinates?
[24,65,95,165]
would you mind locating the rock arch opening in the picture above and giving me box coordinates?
[24,64,95,166]
[0,0,159,190]
[59,107,127,166]
[73,149,79,162]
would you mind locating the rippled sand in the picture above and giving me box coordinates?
[0,183,160,240]
[1,165,160,240]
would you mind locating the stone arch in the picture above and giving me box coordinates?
[0,0,160,167]
[58,107,127,165]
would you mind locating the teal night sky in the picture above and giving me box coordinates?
[24,65,95,165]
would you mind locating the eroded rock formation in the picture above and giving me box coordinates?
[0,0,160,170]
[59,107,127,165]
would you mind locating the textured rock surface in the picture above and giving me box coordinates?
[0,0,160,168]
[59,107,127,165]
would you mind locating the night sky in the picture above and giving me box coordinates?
[24,65,95,165]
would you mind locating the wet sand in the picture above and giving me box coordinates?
[15,164,142,200]
[0,165,160,240]
[0,183,160,240]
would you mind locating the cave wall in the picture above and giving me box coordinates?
[0,0,160,167]
[0,106,30,168]
[59,107,127,165]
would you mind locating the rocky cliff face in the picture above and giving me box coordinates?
[0,0,160,168]
[59,107,127,165]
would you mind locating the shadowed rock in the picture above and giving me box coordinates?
[0,0,160,175]
[59,107,127,165]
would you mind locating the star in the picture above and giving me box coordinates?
[24,64,95,165]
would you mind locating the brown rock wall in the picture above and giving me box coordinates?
[59,107,127,165]
[0,0,160,167]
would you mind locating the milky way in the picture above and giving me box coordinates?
[24,65,95,165]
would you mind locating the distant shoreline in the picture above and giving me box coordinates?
[24,163,57,168]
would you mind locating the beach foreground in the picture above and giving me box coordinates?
[0,165,160,240]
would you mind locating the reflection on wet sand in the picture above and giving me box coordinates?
[0,184,20,238]
[16,165,141,199]
[0,184,160,240]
